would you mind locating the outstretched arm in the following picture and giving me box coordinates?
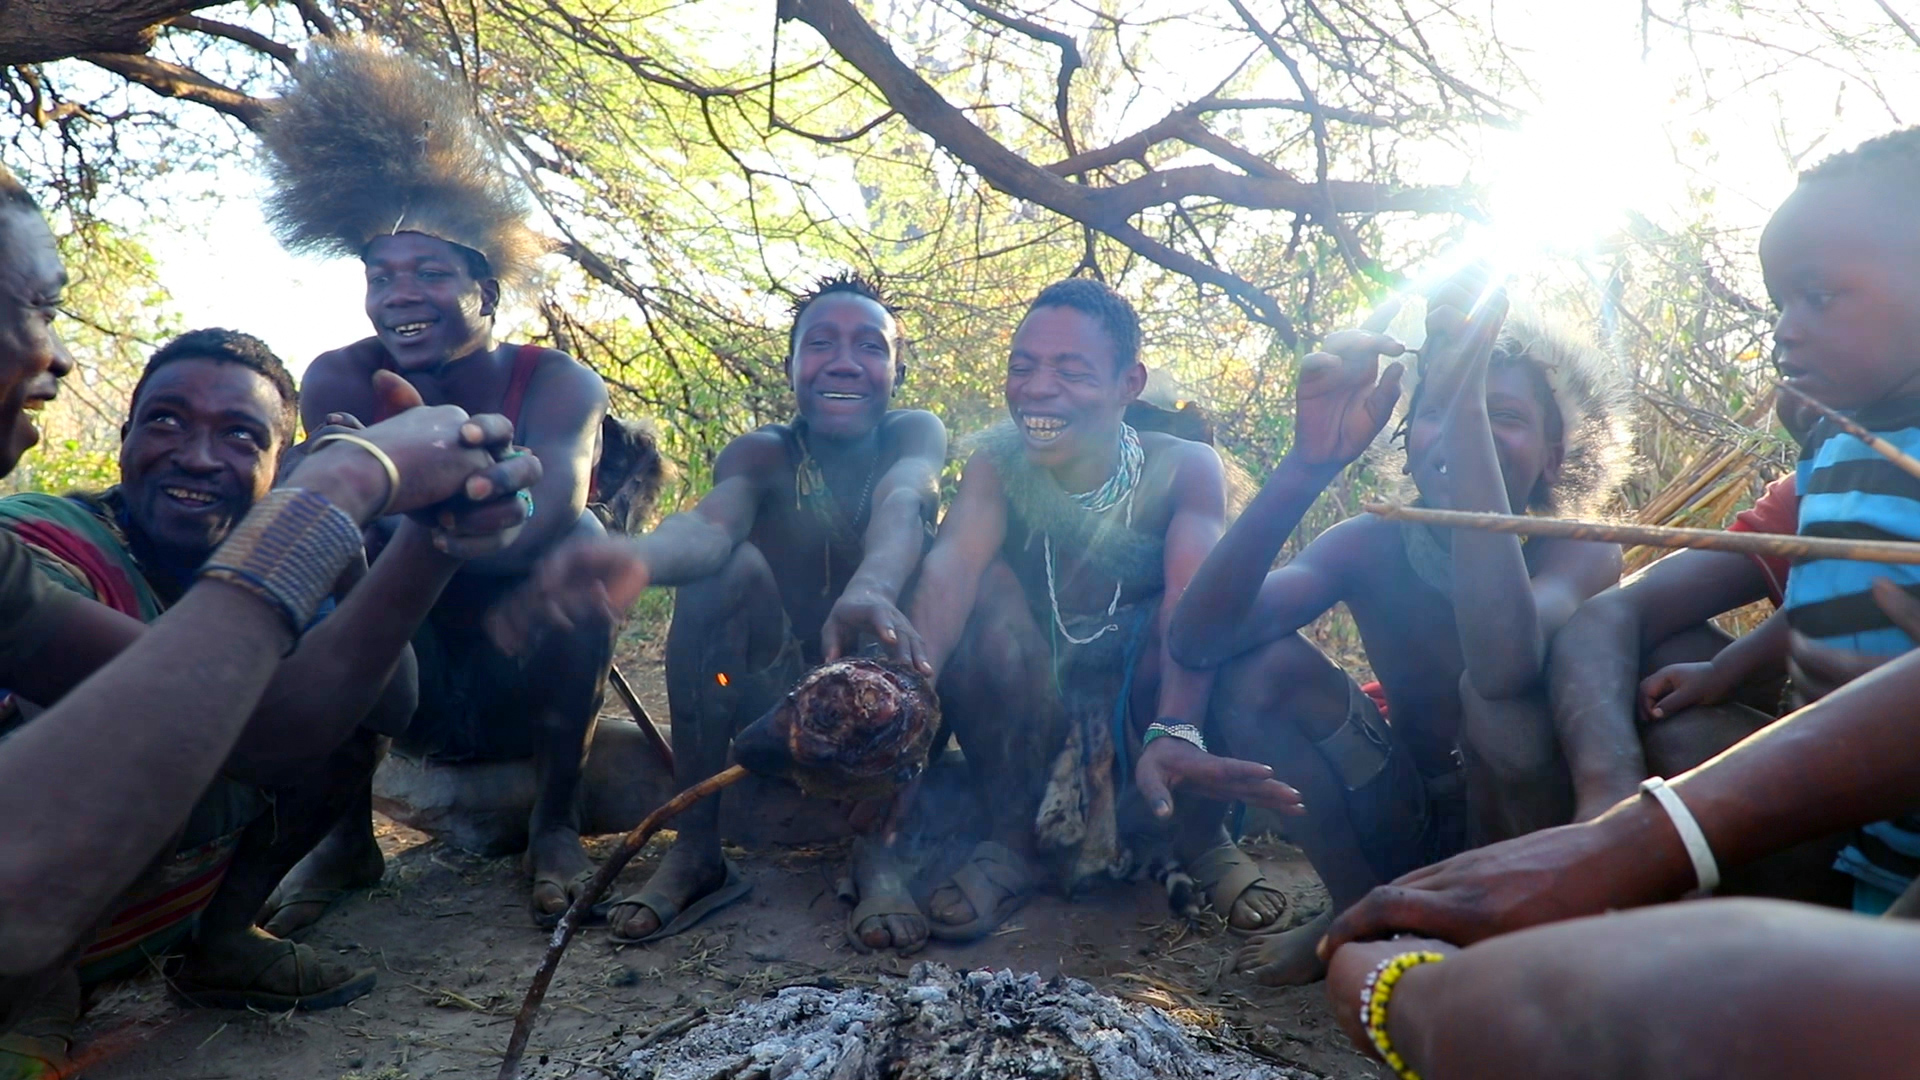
[0,403,530,974]
[1328,902,1920,1080]
[906,451,1009,682]
[1171,330,1405,668]
[1549,549,1771,821]
[823,410,947,671]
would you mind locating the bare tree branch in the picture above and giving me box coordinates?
[951,0,1082,154]
[79,51,269,129]
[1868,0,1920,50]
[167,15,299,65]
[291,0,342,37]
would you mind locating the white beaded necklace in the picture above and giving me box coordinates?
[1044,423,1144,646]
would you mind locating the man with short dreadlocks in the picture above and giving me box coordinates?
[492,272,947,951]
[1169,267,1632,986]
[262,38,616,930]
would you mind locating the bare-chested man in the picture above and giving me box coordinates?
[492,273,947,951]
[263,40,614,926]
[899,278,1304,944]
[1169,272,1630,984]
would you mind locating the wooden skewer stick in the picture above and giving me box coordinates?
[500,764,749,1080]
[608,664,674,773]
[1778,383,1920,483]
[1364,502,1920,565]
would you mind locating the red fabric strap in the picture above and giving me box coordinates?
[501,343,544,427]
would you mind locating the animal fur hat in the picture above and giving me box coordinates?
[258,36,543,292]
[1384,310,1634,517]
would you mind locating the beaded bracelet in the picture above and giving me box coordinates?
[1143,721,1207,753]
[198,488,364,637]
[1360,950,1446,1080]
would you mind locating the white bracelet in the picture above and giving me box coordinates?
[1639,776,1719,895]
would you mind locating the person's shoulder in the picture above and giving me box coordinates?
[881,408,943,434]
[1143,430,1221,469]
[714,426,792,477]
[1306,511,1398,565]
[306,338,384,378]
[880,409,947,455]
[516,344,608,402]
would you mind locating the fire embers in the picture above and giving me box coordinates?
[731,657,939,802]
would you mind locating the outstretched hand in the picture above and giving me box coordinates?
[486,536,650,655]
[1315,815,1660,958]
[1411,264,1509,417]
[1640,660,1737,722]
[1287,329,1407,469]
[822,589,933,676]
[1133,736,1304,820]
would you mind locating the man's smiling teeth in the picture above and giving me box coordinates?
[819,391,865,400]
[164,487,217,505]
[393,322,432,338]
[1023,415,1066,442]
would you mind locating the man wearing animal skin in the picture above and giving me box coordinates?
[262,39,616,928]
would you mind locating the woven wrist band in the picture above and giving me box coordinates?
[1361,950,1445,1080]
[197,488,363,636]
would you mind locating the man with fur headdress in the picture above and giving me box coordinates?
[257,38,617,928]
[893,278,1307,945]
[1168,266,1633,985]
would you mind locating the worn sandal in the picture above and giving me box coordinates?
[927,841,1033,942]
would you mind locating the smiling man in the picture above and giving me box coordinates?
[0,328,454,1013]
[888,277,1304,945]
[264,39,618,927]
[488,272,947,951]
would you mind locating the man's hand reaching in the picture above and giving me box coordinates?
[1133,736,1305,820]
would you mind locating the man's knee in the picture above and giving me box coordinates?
[1457,672,1559,785]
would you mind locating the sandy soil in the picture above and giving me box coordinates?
[77,655,1384,1080]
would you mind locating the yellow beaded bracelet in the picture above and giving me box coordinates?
[1360,950,1446,1080]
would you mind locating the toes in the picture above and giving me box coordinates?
[611,903,660,940]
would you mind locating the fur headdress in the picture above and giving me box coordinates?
[1388,313,1634,517]
[258,37,542,292]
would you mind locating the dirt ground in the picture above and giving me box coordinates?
[78,650,1384,1080]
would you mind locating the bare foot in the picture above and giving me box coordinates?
[607,838,728,941]
[1237,908,1334,985]
[258,820,386,939]
[1226,882,1290,933]
[526,826,597,925]
[848,836,927,953]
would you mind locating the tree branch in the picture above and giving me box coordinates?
[167,15,299,65]
[291,0,341,37]
[951,0,1081,154]
[0,0,216,67]
[80,51,269,129]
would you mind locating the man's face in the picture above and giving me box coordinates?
[788,292,899,439]
[1004,305,1145,471]
[0,205,74,477]
[119,358,284,560]
[1762,176,1920,411]
[1405,362,1563,512]
[363,232,498,372]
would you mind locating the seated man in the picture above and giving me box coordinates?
[898,278,1303,943]
[1167,274,1630,984]
[1318,124,1920,953]
[0,328,436,1005]
[490,272,946,951]
[0,162,537,1077]
[266,40,616,926]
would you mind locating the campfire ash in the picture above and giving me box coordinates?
[544,963,1322,1080]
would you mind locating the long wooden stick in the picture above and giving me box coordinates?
[1778,383,1920,483]
[1364,502,1920,565]
[500,764,749,1080]
[608,664,674,773]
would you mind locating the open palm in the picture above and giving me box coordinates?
[1289,329,1407,467]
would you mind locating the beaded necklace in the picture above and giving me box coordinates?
[1044,423,1144,646]
[795,426,878,597]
